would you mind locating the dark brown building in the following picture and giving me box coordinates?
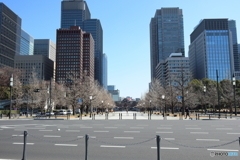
[83,33,94,79]
[56,26,94,83]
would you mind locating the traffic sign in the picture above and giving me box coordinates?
[77,99,83,105]
[177,96,182,99]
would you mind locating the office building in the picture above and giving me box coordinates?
[0,3,21,67]
[189,19,234,81]
[60,0,104,85]
[83,32,94,79]
[20,29,34,55]
[14,55,53,85]
[56,26,94,83]
[228,20,239,72]
[56,26,84,83]
[34,39,56,62]
[156,53,190,86]
[83,19,103,85]
[102,53,107,89]
[61,0,90,29]
[108,85,120,102]
[150,7,184,81]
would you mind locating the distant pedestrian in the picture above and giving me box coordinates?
[185,107,191,119]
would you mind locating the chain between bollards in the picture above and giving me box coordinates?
[85,134,89,160]
[22,131,28,160]
[156,135,161,160]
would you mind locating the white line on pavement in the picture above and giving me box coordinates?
[130,127,144,129]
[104,127,118,129]
[14,129,25,131]
[39,130,53,132]
[100,145,125,148]
[186,128,201,129]
[12,135,23,137]
[196,139,219,141]
[211,125,224,127]
[157,127,172,129]
[44,135,61,138]
[207,149,239,152]
[13,143,34,145]
[55,144,78,147]
[89,136,96,138]
[216,128,232,130]
[66,130,80,132]
[227,133,240,134]
[185,125,198,126]
[164,138,175,140]
[114,137,134,139]
[190,132,208,134]
[94,131,109,133]
[124,131,140,133]
[137,125,149,126]
[25,128,46,130]
[151,147,179,150]
[156,132,173,134]
[80,127,93,128]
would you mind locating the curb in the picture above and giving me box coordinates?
[33,119,64,120]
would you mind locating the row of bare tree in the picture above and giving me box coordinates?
[138,78,240,115]
[0,66,114,115]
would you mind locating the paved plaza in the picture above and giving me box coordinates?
[0,112,239,160]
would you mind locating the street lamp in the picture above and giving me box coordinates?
[233,75,237,116]
[101,100,104,114]
[9,74,13,119]
[149,100,152,114]
[89,96,92,118]
[203,86,206,114]
[143,102,145,113]
[162,95,165,116]
[216,70,220,118]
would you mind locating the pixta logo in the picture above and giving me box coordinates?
[210,151,238,157]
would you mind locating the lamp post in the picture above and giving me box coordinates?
[162,95,165,116]
[143,102,145,113]
[9,74,13,119]
[101,100,104,114]
[216,70,220,118]
[149,100,151,114]
[233,75,237,116]
[203,86,206,114]
[89,96,92,118]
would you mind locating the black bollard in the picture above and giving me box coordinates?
[239,137,240,146]
[156,135,161,160]
[85,134,89,160]
[22,131,28,160]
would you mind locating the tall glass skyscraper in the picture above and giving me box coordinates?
[61,0,90,29]
[150,7,184,81]
[189,19,234,81]
[0,3,22,67]
[228,20,239,71]
[102,53,108,89]
[20,29,34,55]
[60,0,104,85]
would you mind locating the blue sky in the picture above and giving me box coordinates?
[2,0,240,99]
